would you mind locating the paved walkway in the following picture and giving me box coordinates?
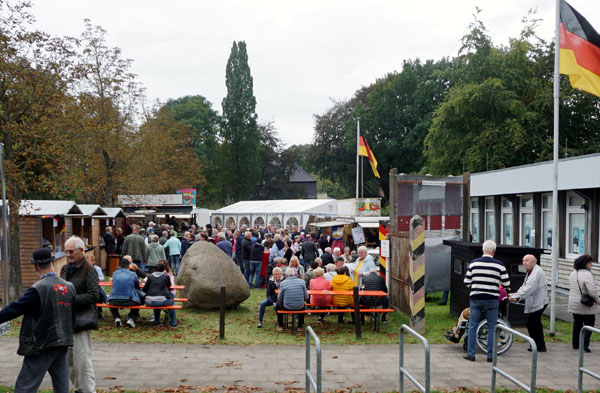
[0,337,597,392]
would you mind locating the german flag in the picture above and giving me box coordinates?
[560,0,600,97]
[358,136,380,178]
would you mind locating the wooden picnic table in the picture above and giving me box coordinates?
[99,281,185,290]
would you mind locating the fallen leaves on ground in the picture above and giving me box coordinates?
[213,360,241,368]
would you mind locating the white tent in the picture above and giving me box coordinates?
[211,199,337,229]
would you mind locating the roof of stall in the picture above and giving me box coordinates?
[19,200,82,217]
[69,204,107,217]
[214,199,337,215]
[97,207,127,219]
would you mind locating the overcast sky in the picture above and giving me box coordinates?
[29,0,600,148]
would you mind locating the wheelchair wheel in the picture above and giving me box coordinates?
[476,319,513,355]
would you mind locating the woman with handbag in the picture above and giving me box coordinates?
[568,254,600,352]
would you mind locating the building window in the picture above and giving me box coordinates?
[485,197,495,241]
[520,195,533,247]
[567,192,586,256]
[470,199,479,242]
[542,193,553,250]
[501,198,513,245]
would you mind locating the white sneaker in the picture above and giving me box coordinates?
[114,318,122,328]
[126,318,135,328]
[149,315,155,322]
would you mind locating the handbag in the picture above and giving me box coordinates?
[577,271,595,307]
[74,305,99,333]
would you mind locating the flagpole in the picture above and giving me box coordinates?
[361,154,364,198]
[356,120,360,199]
[550,0,561,336]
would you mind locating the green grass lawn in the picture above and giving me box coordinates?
[4,289,578,346]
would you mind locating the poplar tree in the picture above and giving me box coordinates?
[221,41,260,202]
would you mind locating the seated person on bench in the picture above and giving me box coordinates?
[359,269,389,323]
[331,265,354,323]
[108,258,143,328]
[310,267,332,323]
[275,267,308,331]
[143,261,177,328]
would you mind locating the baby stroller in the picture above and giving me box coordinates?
[445,296,514,355]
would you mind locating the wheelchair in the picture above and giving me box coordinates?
[445,297,515,355]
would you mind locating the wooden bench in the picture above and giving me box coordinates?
[276,288,392,335]
[97,298,187,326]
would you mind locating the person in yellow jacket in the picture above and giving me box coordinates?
[330,265,354,323]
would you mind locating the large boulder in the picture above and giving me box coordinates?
[176,241,250,310]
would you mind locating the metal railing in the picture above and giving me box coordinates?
[305,326,322,393]
[399,324,430,393]
[491,325,537,393]
[578,326,600,393]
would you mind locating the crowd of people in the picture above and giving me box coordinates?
[101,220,390,332]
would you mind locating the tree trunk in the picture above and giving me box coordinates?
[102,149,113,206]
[8,193,22,300]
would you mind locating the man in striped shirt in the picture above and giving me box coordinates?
[463,240,510,362]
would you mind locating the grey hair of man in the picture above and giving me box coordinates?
[358,245,368,252]
[325,247,331,253]
[326,263,336,272]
[369,268,378,275]
[482,240,497,254]
[151,234,159,243]
[218,232,226,240]
[245,231,252,238]
[65,235,85,250]
[285,267,295,277]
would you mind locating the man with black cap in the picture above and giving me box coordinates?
[0,248,75,392]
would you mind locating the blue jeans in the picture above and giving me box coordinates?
[467,298,498,359]
[169,255,181,276]
[242,259,250,282]
[248,261,262,288]
[146,298,177,327]
[259,298,274,322]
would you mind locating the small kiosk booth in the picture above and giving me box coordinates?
[17,200,95,288]
[443,240,544,326]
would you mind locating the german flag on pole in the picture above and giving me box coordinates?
[358,136,380,178]
[560,0,600,97]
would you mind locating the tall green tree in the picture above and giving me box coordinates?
[163,95,221,203]
[221,41,260,202]
[0,0,79,297]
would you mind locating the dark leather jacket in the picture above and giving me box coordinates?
[60,257,99,323]
[19,275,75,357]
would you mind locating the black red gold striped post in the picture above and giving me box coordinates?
[409,215,425,333]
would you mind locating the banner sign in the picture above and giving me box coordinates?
[176,188,197,206]
[351,226,365,244]
[331,225,344,240]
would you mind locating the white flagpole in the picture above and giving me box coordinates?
[550,0,561,336]
[356,120,360,199]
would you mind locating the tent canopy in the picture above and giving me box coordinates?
[215,199,337,215]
